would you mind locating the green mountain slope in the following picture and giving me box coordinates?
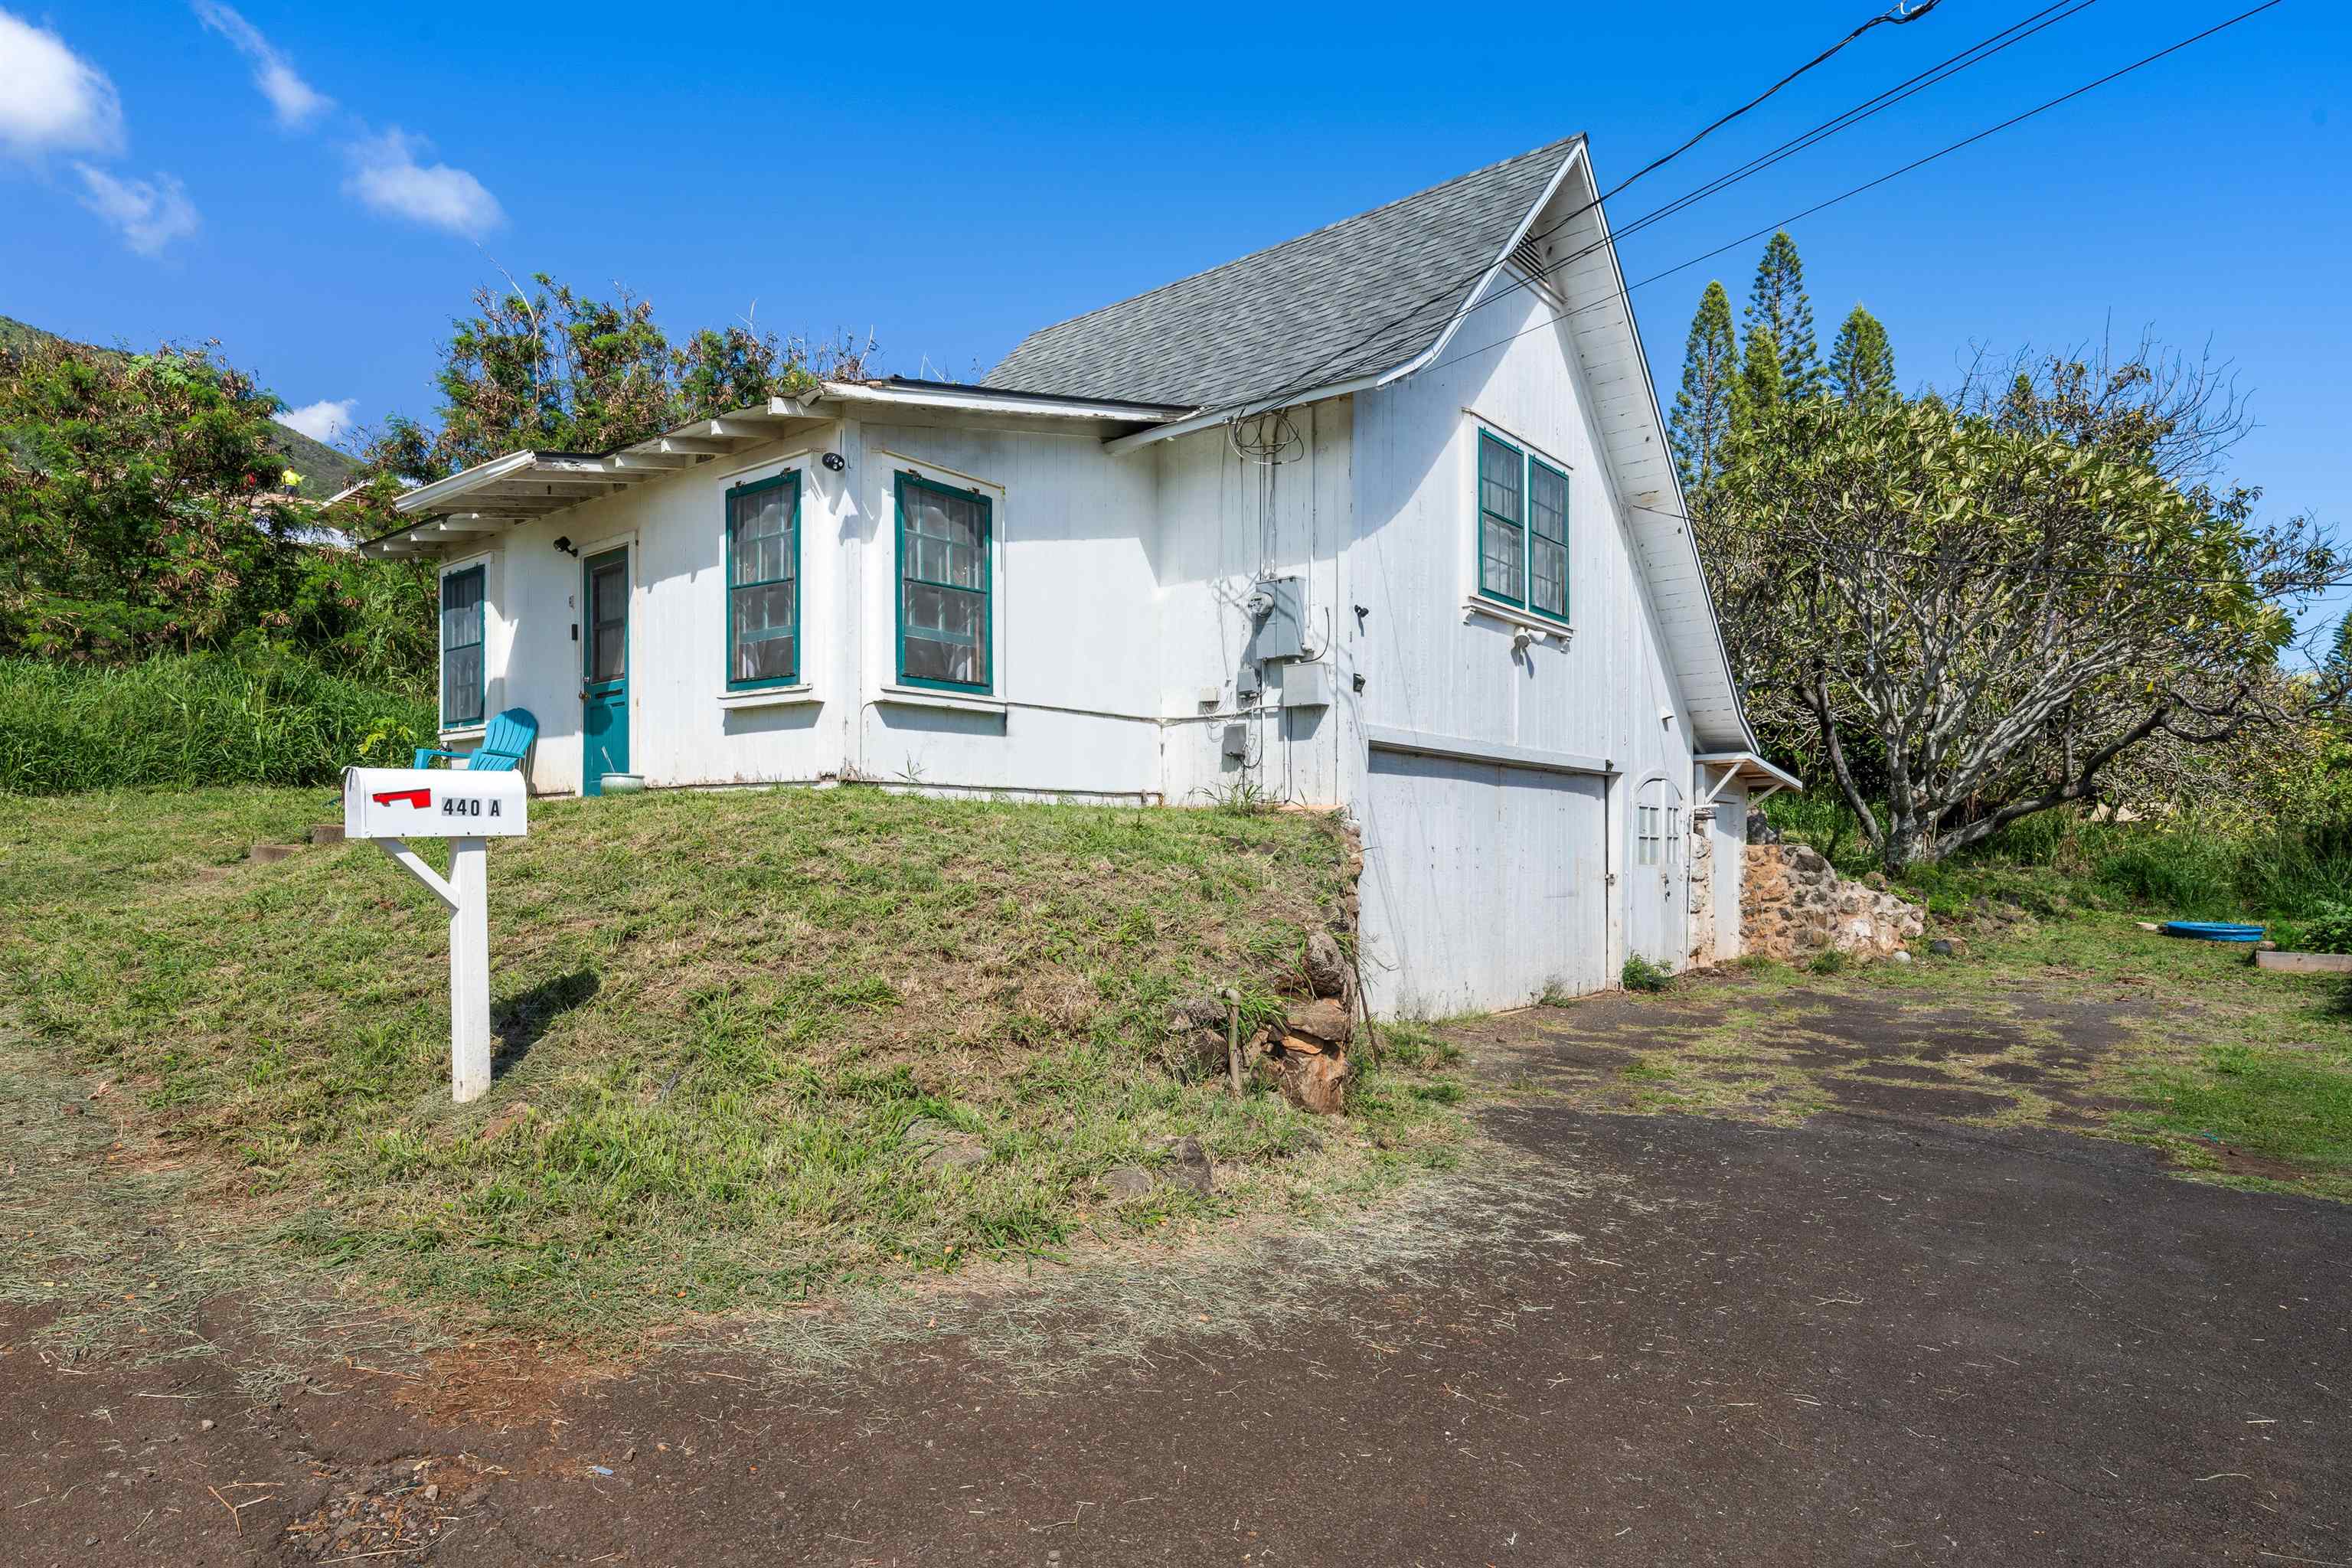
[1,313,364,495]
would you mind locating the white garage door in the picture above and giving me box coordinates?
[1359,746,1608,1018]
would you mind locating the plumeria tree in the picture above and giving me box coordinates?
[1704,342,2338,872]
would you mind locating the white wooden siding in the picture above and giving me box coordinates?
[1359,746,1606,1015]
[452,260,1728,1005]
[1348,269,1700,978]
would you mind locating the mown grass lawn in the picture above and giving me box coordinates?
[0,786,1463,1344]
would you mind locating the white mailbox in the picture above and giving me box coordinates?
[344,767,527,840]
[340,766,531,1105]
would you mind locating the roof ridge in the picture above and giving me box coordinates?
[1005,135,1586,358]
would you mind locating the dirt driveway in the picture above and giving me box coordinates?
[11,978,2351,1565]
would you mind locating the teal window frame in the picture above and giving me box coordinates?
[1475,430,1526,607]
[1526,455,1570,620]
[893,470,994,694]
[725,469,801,691]
[1472,429,1571,626]
[439,564,486,729]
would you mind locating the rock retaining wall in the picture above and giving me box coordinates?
[1743,844,1924,961]
[1167,818,1361,1115]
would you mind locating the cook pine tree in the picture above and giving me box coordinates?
[1743,231,1821,399]
[1668,280,1739,518]
[1733,322,1785,430]
[1828,305,1897,405]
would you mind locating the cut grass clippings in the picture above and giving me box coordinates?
[0,785,1467,1344]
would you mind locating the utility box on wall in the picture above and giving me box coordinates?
[1278,661,1331,709]
[1245,576,1307,664]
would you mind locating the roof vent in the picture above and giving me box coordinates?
[1509,235,1564,303]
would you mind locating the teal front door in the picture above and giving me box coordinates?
[581,547,630,795]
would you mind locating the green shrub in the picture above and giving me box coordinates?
[1807,948,1850,975]
[0,653,433,794]
[2298,904,2352,956]
[1760,795,2352,923]
[1621,955,1671,993]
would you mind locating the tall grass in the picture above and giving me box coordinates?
[1762,792,2352,920]
[0,655,433,794]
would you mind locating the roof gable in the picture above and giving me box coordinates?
[983,137,1584,410]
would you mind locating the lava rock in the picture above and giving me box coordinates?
[1101,1165,1153,1200]
[1284,998,1353,1047]
[1304,930,1354,1001]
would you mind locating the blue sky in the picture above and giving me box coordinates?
[2,1,2342,630]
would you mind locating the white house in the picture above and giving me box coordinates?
[360,136,1796,1015]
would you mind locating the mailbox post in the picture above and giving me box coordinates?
[342,766,528,1103]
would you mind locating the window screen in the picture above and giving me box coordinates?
[1527,459,1569,618]
[1475,430,1571,622]
[897,474,991,691]
[727,473,798,687]
[1477,433,1525,603]
[440,565,485,727]
[587,558,627,684]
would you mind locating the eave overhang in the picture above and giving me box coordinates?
[356,382,1187,558]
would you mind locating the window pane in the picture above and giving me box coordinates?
[443,645,483,725]
[441,568,482,652]
[1530,535,1567,617]
[905,484,985,588]
[588,560,626,682]
[731,581,795,683]
[1479,436,1521,521]
[734,616,795,684]
[1481,517,1524,601]
[440,567,483,724]
[730,483,795,587]
[1528,462,1567,544]
[903,583,987,686]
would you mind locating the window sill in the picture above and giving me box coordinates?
[877,684,1007,715]
[439,724,488,742]
[1463,597,1574,642]
[717,684,818,710]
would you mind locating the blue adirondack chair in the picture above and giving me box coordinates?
[415,707,537,772]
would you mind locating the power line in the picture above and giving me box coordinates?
[1230,0,1955,420]
[1406,0,2291,389]
[1495,0,2098,305]
[1376,0,2101,393]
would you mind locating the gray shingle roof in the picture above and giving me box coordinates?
[982,136,1585,411]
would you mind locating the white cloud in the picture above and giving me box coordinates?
[344,126,501,237]
[74,164,199,255]
[191,2,330,129]
[0,9,124,159]
[276,397,356,443]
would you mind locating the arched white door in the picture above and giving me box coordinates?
[1630,775,1685,969]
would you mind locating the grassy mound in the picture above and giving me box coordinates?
[0,786,1462,1334]
[0,655,432,794]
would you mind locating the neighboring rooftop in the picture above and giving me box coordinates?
[982,136,1584,411]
